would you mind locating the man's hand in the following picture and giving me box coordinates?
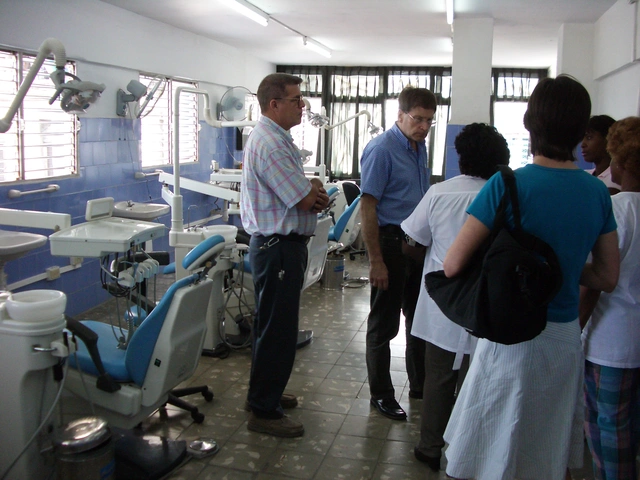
[309,178,330,213]
[369,259,389,290]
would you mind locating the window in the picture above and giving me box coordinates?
[139,75,198,168]
[279,65,451,181]
[491,68,548,168]
[0,49,77,183]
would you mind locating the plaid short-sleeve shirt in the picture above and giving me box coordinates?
[240,116,315,236]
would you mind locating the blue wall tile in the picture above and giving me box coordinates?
[0,117,236,317]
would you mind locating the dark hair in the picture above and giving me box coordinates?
[398,86,437,113]
[455,123,511,179]
[586,115,616,137]
[607,116,640,181]
[256,73,303,111]
[523,75,591,161]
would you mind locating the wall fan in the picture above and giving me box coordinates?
[218,86,254,121]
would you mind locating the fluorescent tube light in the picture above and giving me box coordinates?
[221,0,269,27]
[303,37,332,58]
[446,0,454,25]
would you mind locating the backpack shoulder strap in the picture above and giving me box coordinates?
[498,165,522,231]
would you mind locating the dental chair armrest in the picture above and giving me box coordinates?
[65,316,121,393]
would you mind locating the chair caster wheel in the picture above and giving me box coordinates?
[204,390,214,402]
[192,412,205,423]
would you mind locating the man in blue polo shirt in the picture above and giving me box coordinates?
[360,86,436,420]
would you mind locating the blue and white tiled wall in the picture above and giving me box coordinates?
[0,118,237,316]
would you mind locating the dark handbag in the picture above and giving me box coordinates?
[424,166,563,345]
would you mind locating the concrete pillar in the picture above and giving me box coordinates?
[557,23,596,170]
[557,23,596,107]
[445,18,494,179]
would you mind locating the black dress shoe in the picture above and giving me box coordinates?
[370,398,407,420]
[414,447,440,472]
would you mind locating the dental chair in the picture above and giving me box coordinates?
[64,234,226,429]
[328,194,362,255]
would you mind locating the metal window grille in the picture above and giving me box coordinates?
[0,49,77,183]
[139,75,198,167]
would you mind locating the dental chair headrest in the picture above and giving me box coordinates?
[182,234,226,271]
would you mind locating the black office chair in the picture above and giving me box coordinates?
[341,181,361,206]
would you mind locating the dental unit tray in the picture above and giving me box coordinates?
[49,197,166,258]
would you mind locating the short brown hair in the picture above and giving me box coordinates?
[607,116,640,181]
[398,86,437,113]
[523,75,591,161]
[256,73,303,112]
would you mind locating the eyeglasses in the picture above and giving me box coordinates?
[405,112,436,126]
[274,95,305,105]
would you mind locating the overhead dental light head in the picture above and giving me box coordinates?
[368,121,383,136]
[50,70,106,113]
[116,80,148,117]
[0,38,105,133]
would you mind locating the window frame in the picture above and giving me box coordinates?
[139,74,199,168]
[0,48,78,184]
[277,65,452,181]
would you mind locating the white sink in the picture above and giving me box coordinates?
[112,201,170,221]
[0,230,47,262]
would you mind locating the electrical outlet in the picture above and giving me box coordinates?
[46,266,61,281]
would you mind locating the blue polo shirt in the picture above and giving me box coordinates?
[360,123,430,226]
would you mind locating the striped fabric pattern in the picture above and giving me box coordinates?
[444,320,584,480]
[584,360,640,480]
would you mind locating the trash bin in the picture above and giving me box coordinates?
[55,417,115,480]
[321,254,345,290]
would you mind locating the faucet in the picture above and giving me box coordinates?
[187,205,199,231]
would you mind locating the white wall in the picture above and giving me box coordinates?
[593,0,640,118]
[0,0,274,118]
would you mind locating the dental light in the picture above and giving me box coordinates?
[303,99,383,172]
[303,36,332,58]
[116,79,148,117]
[0,38,105,133]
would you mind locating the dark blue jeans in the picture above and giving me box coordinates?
[247,234,308,419]
[366,225,425,400]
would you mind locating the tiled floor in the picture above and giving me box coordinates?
[78,254,597,480]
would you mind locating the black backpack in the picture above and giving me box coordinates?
[424,166,563,345]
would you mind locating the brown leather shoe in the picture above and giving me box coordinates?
[247,413,304,437]
[244,393,298,412]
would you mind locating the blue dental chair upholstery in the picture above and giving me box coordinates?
[328,194,362,254]
[65,235,226,428]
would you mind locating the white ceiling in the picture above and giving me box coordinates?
[101,0,616,68]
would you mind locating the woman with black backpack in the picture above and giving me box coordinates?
[441,75,620,480]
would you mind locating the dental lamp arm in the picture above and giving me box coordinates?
[168,86,256,238]
[0,38,66,133]
[325,110,372,130]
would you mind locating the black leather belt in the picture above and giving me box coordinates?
[379,224,402,234]
[254,233,311,245]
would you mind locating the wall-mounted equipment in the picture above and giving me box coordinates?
[116,80,148,117]
[0,38,105,133]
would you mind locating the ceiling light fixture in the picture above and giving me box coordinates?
[303,36,332,58]
[221,0,269,27]
[446,0,454,25]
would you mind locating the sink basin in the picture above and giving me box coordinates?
[0,230,47,262]
[112,201,170,221]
